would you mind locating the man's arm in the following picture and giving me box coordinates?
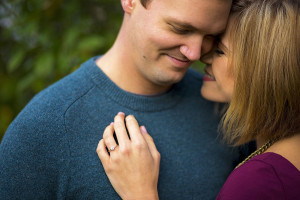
[0,103,70,199]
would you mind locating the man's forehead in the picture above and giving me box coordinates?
[149,0,232,8]
[150,0,231,20]
[146,0,231,33]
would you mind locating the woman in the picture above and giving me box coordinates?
[96,0,300,199]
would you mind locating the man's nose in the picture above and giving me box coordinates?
[179,37,203,61]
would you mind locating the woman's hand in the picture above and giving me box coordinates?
[96,112,161,200]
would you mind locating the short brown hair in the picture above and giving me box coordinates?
[222,0,300,145]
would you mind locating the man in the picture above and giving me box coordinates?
[0,0,236,199]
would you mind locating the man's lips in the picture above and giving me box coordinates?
[167,55,192,67]
[168,55,190,63]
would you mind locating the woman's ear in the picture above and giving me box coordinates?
[121,0,136,14]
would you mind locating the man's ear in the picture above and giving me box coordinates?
[121,0,136,14]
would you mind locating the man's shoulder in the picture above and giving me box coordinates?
[182,68,203,88]
[175,68,203,95]
[5,58,97,135]
[0,61,96,199]
[185,68,203,80]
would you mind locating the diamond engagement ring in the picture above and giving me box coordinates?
[108,145,118,152]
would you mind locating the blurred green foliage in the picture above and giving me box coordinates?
[0,0,204,141]
[0,0,122,139]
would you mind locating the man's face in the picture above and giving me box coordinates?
[127,0,232,89]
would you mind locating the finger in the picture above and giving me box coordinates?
[96,139,110,166]
[140,126,160,160]
[103,123,118,152]
[114,112,130,147]
[125,115,145,143]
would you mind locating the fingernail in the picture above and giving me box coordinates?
[141,126,147,133]
[110,122,114,125]
[118,112,124,115]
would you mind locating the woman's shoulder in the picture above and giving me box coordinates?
[216,152,300,200]
[253,152,300,172]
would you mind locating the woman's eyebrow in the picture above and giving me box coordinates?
[218,41,229,52]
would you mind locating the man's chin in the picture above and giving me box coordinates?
[155,76,185,86]
[151,67,188,85]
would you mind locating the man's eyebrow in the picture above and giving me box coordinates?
[166,19,198,31]
[166,19,225,36]
[169,21,196,30]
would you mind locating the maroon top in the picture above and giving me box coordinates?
[216,152,300,200]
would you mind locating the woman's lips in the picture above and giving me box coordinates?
[203,74,215,81]
[203,67,215,81]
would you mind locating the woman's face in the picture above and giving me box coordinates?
[200,24,234,103]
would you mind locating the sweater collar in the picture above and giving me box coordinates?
[83,56,186,112]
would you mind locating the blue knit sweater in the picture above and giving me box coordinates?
[0,57,237,200]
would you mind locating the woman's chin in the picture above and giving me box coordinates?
[200,87,230,103]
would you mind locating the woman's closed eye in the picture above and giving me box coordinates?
[214,48,225,56]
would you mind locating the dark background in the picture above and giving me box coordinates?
[0,0,204,140]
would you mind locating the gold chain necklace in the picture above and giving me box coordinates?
[235,139,276,169]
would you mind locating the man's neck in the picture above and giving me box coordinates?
[95,47,171,96]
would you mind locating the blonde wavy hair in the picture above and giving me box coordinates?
[222,0,300,145]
